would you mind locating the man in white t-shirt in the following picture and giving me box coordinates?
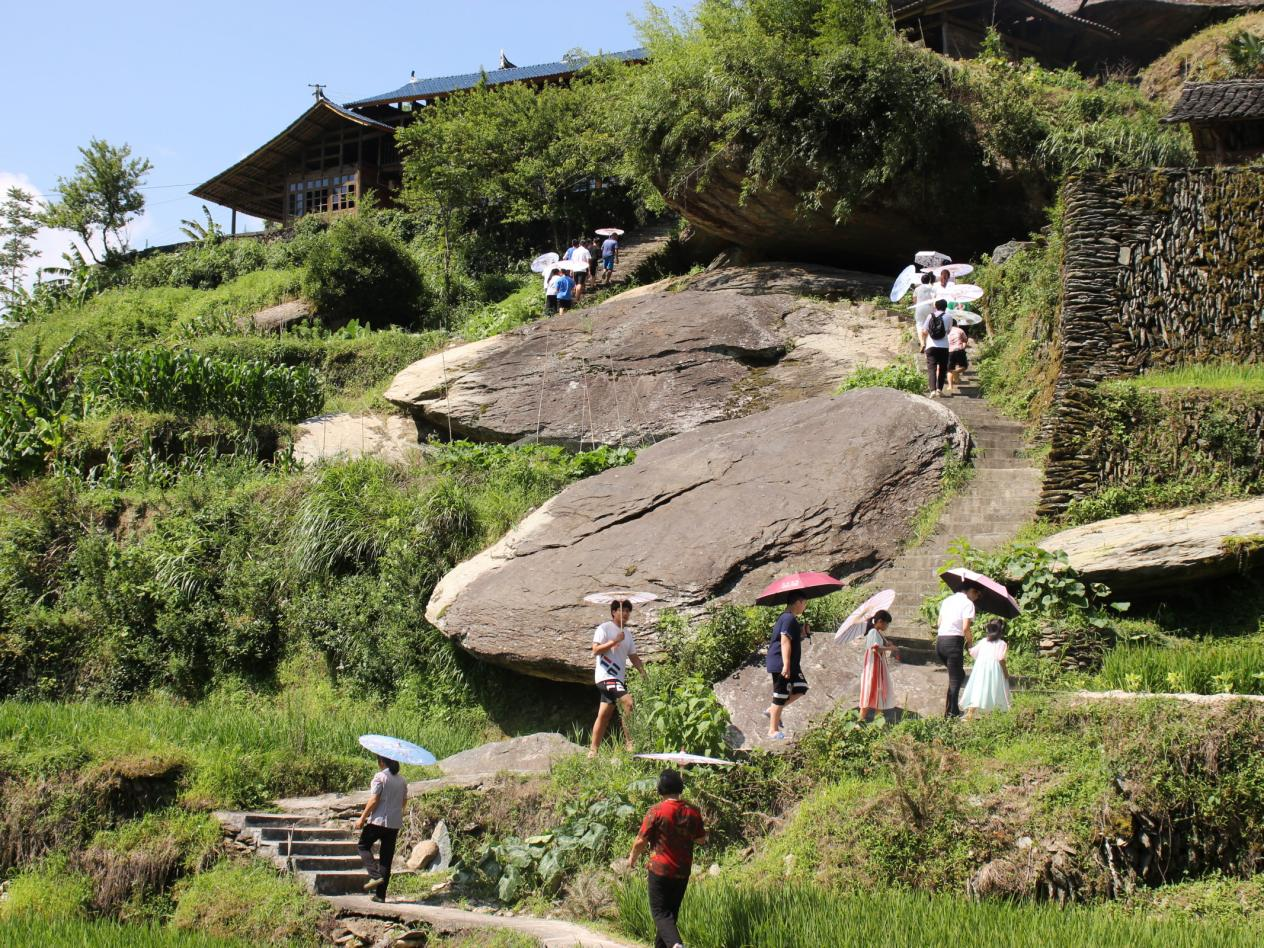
[590,598,646,757]
[571,240,591,295]
[936,582,981,718]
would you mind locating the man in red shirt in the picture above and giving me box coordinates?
[627,770,707,948]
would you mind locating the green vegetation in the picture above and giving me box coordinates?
[1,917,246,946]
[1119,363,1264,393]
[301,215,432,329]
[170,861,329,945]
[615,876,1262,947]
[974,223,1063,422]
[1142,13,1264,104]
[1101,642,1264,695]
[835,360,925,395]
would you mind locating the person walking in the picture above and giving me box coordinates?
[858,609,900,724]
[919,299,955,398]
[765,593,810,739]
[354,755,408,903]
[962,619,1012,718]
[600,234,620,284]
[544,266,561,314]
[947,323,970,394]
[555,270,577,314]
[571,239,591,296]
[628,769,707,948]
[586,239,599,280]
[590,598,646,757]
[936,581,981,718]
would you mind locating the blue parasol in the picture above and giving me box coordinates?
[359,734,437,766]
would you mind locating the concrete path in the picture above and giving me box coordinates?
[327,896,639,947]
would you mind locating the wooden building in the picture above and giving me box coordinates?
[1163,80,1264,165]
[192,49,645,227]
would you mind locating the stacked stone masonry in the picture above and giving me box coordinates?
[1041,168,1264,516]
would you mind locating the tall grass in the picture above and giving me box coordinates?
[0,678,491,808]
[0,918,247,946]
[1115,364,1264,394]
[615,879,1262,947]
[1099,641,1264,695]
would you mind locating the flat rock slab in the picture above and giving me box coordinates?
[293,412,422,465]
[1038,497,1264,595]
[250,298,315,332]
[327,896,639,947]
[428,389,966,682]
[384,264,899,447]
[438,732,583,778]
[718,639,948,750]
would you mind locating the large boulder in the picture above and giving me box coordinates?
[384,264,901,448]
[293,412,422,464]
[427,390,968,682]
[1038,497,1264,595]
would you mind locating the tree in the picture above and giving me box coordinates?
[0,187,42,297]
[41,139,152,263]
[179,205,224,243]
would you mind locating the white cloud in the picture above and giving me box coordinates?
[0,171,78,290]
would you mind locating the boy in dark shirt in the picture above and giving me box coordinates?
[765,593,810,739]
[628,770,706,948]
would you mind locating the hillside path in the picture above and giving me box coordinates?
[718,367,1043,748]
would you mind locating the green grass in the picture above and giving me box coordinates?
[0,673,492,808]
[615,878,1263,947]
[1112,363,1264,394]
[171,860,329,945]
[0,917,248,946]
[1099,640,1264,695]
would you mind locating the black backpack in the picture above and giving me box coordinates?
[928,311,947,341]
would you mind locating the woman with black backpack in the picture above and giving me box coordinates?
[918,299,954,398]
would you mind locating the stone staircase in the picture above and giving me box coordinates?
[603,219,677,286]
[884,370,1043,648]
[219,811,386,896]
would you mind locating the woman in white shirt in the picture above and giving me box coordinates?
[936,582,981,718]
[355,756,408,902]
[919,300,955,398]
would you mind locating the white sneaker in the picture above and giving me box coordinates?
[929,391,940,399]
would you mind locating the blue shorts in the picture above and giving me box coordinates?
[602,255,615,271]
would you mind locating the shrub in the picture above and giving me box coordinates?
[835,361,926,395]
[0,855,94,922]
[301,217,430,329]
[629,666,730,757]
[171,860,329,945]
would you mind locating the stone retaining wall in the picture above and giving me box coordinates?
[1041,168,1264,516]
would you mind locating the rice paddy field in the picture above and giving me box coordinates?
[1099,641,1264,695]
[616,880,1264,947]
[1119,363,1264,393]
[0,918,247,946]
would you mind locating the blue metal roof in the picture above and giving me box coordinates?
[345,48,647,108]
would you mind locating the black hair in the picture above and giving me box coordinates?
[962,579,982,594]
[657,769,684,796]
[787,593,808,607]
[610,600,633,614]
[378,755,400,775]
[986,619,1006,641]
[920,272,934,284]
[868,609,892,628]
[934,299,948,311]
[571,238,580,246]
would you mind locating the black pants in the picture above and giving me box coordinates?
[936,635,965,718]
[647,871,689,948]
[358,824,399,899]
[926,347,949,392]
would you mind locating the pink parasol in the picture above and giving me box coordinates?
[939,567,1021,618]
[835,589,896,643]
[755,571,843,607]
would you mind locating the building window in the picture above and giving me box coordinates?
[331,174,357,211]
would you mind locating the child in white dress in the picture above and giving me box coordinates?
[961,619,1011,717]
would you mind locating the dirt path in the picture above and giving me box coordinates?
[327,896,639,947]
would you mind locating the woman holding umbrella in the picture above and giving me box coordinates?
[354,754,408,902]
[858,610,900,724]
[936,569,1021,718]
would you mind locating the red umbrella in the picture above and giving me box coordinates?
[939,568,1021,618]
[755,572,843,607]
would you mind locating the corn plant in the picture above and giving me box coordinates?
[0,343,82,481]
[85,349,323,424]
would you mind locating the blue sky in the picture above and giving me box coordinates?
[1,0,686,277]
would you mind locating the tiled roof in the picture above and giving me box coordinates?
[1163,80,1264,124]
[346,48,647,108]
[891,0,1118,35]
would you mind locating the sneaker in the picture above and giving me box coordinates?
[370,895,386,904]
[929,391,941,399]
[768,731,787,740]
[363,877,381,892]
